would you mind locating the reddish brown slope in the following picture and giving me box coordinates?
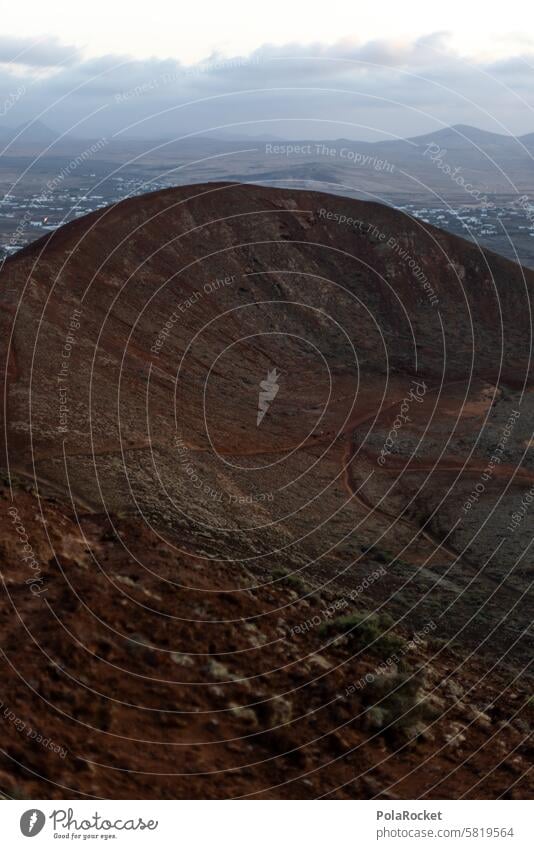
[0,480,531,799]
[0,184,532,799]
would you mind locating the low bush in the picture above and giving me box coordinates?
[319,610,405,657]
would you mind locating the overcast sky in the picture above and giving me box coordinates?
[0,1,533,140]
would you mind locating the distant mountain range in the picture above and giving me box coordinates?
[1,123,533,246]
[2,121,534,150]
[104,122,534,199]
[0,118,59,145]
[193,124,534,204]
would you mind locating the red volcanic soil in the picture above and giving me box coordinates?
[0,479,531,800]
[0,183,532,798]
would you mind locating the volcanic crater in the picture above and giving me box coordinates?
[0,182,532,798]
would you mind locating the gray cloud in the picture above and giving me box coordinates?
[0,33,533,140]
[0,34,81,68]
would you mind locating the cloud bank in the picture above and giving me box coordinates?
[0,32,533,140]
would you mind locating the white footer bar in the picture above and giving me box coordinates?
[4,799,532,848]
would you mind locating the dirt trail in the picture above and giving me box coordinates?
[341,428,464,564]
[10,466,100,513]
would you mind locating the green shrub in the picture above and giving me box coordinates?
[271,567,307,592]
[363,670,436,741]
[319,611,405,657]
